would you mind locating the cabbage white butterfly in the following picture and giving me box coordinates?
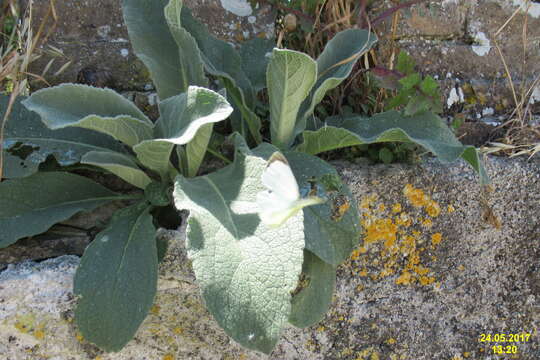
[257,152,325,228]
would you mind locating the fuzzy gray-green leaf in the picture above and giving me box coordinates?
[296,111,489,184]
[173,151,305,354]
[284,151,361,266]
[0,172,127,248]
[289,251,336,328]
[180,5,261,142]
[21,84,153,147]
[239,37,275,92]
[134,86,232,177]
[297,29,377,134]
[81,151,152,189]
[74,203,157,352]
[164,0,208,91]
[267,48,317,149]
[2,95,125,179]
[123,0,185,100]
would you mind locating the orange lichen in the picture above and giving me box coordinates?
[403,184,429,207]
[422,218,433,228]
[426,201,441,217]
[431,232,442,246]
[364,218,398,244]
[395,271,412,285]
[353,184,452,287]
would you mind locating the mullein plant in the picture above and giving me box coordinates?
[0,0,487,354]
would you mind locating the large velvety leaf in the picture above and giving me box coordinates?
[180,5,261,143]
[74,202,157,352]
[0,172,132,248]
[296,111,489,184]
[267,49,317,149]
[173,150,305,354]
[2,96,125,179]
[81,151,152,189]
[289,250,336,328]
[123,0,184,100]
[22,84,153,147]
[164,0,208,91]
[297,29,378,135]
[133,86,232,177]
[239,37,275,92]
[284,151,361,266]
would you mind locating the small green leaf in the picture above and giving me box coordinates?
[396,51,415,74]
[2,96,125,179]
[267,48,317,149]
[296,111,489,184]
[81,151,152,189]
[74,202,157,352]
[297,29,378,133]
[289,251,335,328]
[144,181,171,206]
[399,73,421,90]
[420,75,439,95]
[379,147,394,164]
[173,150,305,353]
[0,172,129,248]
[404,96,430,116]
[185,123,213,177]
[22,84,153,147]
[164,0,208,91]
[123,0,186,100]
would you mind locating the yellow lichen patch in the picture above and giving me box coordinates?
[76,333,84,342]
[95,357,103,360]
[447,204,456,213]
[163,354,174,360]
[421,218,433,228]
[360,194,378,209]
[463,352,471,358]
[396,271,412,285]
[426,201,441,217]
[150,305,161,315]
[431,232,443,246]
[172,327,184,335]
[386,337,397,345]
[353,185,453,288]
[403,184,429,207]
[316,325,325,332]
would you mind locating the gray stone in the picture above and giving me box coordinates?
[378,0,540,117]
[26,0,275,92]
[0,156,538,359]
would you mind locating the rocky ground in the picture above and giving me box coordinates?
[0,156,538,360]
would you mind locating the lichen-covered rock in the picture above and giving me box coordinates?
[0,156,538,359]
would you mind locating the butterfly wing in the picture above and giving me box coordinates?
[257,152,324,228]
[260,153,300,203]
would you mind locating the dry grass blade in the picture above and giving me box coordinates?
[0,0,57,180]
